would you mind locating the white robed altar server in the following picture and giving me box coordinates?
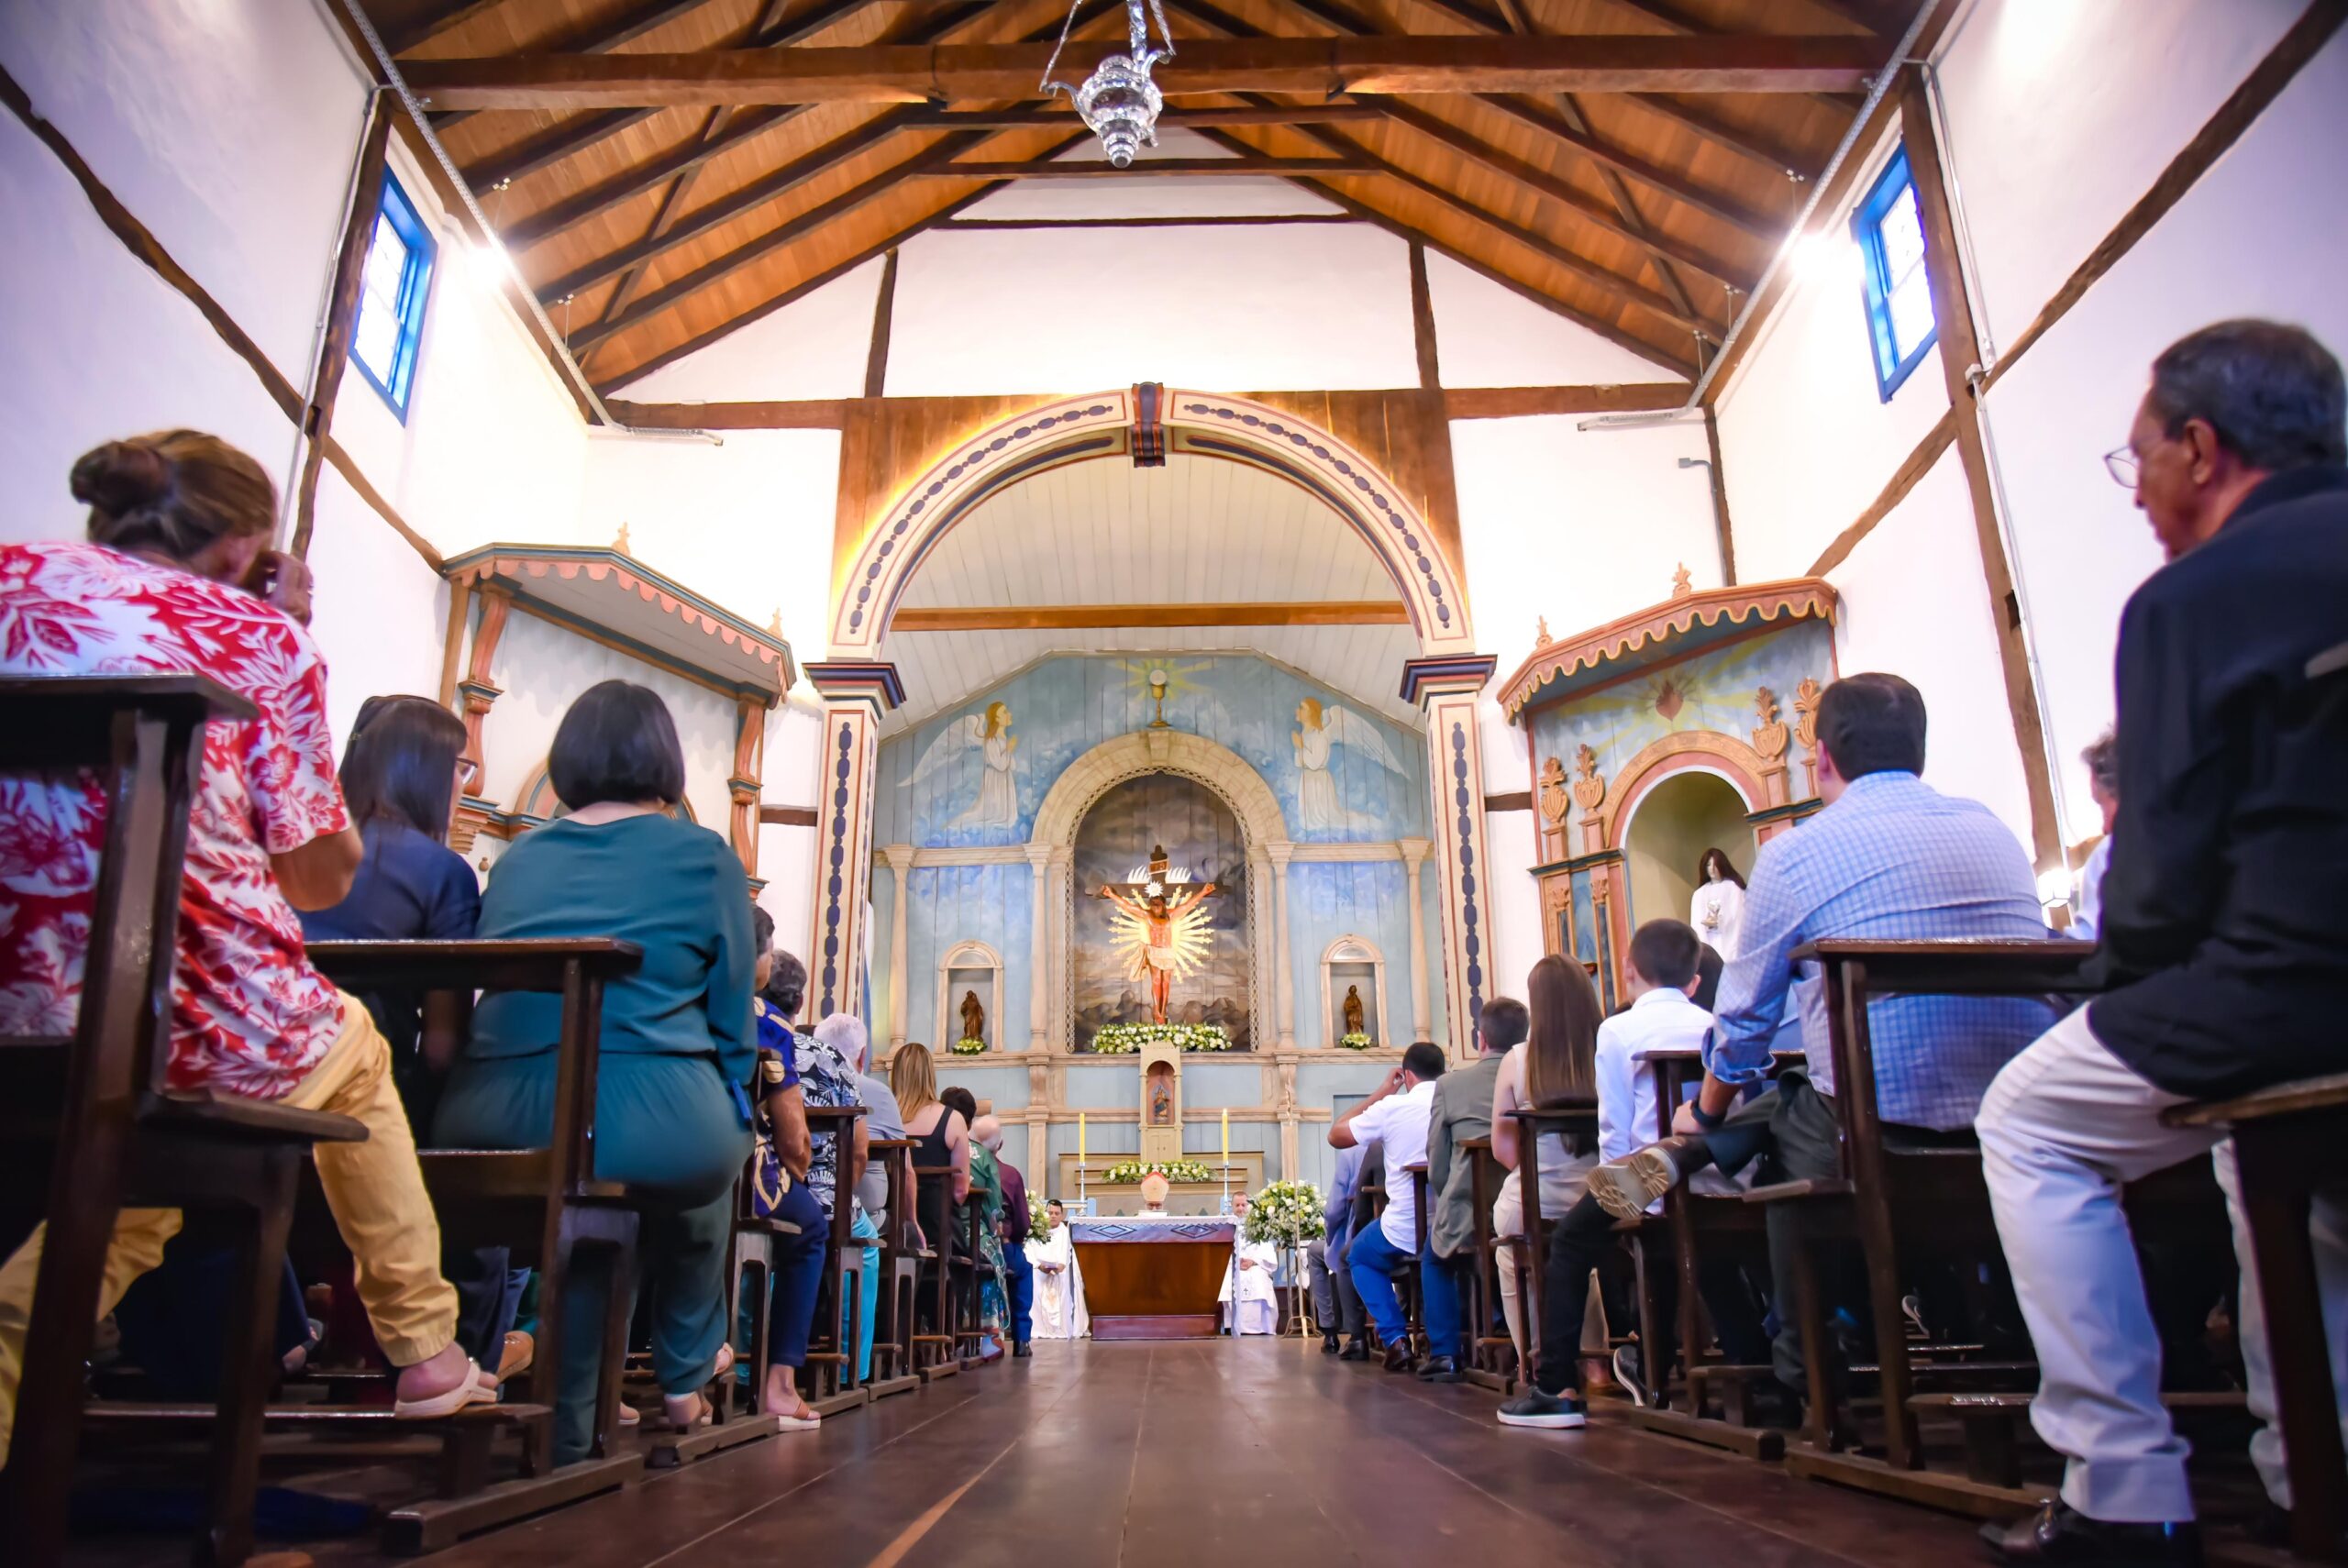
[1024,1199,1090,1340]
[1218,1192,1279,1335]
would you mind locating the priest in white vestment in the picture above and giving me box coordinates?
[1024,1199,1090,1340]
[1219,1192,1279,1335]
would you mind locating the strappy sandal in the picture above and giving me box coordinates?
[393,1358,498,1419]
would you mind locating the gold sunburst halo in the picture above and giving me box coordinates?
[1108,901,1215,982]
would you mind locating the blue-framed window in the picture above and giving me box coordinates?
[349,172,435,419]
[1853,146,1936,401]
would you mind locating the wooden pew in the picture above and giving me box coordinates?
[866,1138,922,1398]
[0,676,373,1568]
[1458,1134,1516,1392]
[2165,1074,2348,1562]
[1404,1161,1431,1357]
[1504,1101,1599,1380]
[909,1164,961,1381]
[801,1103,870,1417]
[1761,939,2231,1519]
[305,937,654,1548]
[1627,1045,1797,1460]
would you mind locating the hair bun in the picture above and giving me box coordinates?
[71,440,172,515]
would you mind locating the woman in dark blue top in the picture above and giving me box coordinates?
[300,694,481,1126]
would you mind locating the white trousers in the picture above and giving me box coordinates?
[1979,1006,2348,1521]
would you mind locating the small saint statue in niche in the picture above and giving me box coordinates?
[960,989,985,1046]
[1342,984,1366,1039]
[1146,1062,1176,1127]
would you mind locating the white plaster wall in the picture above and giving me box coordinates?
[0,108,299,547]
[1828,448,2035,850]
[574,427,841,648]
[756,700,826,960]
[305,465,451,746]
[883,223,1421,396]
[1713,132,1952,583]
[1449,411,1721,990]
[484,610,742,834]
[0,0,365,391]
[1933,0,2301,355]
[611,255,885,403]
[1425,250,1689,388]
[1978,26,2348,832]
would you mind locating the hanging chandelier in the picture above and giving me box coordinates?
[1041,0,1177,168]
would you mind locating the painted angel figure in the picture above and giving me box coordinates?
[1292,697,1407,833]
[903,700,1019,830]
[1097,848,1217,1024]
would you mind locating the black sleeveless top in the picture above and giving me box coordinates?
[910,1110,956,1257]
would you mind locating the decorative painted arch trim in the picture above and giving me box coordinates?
[1598,731,1775,852]
[1499,579,1838,721]
[830,391,1473,657]
[1027,730,1288,851]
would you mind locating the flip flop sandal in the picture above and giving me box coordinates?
[393,1359,497,1419]
[774,1409,822,1433]
[617,1403,641,1428]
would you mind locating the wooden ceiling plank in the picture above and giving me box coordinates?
[432,0,721,132]
[1168,7,1720,334]
[402,36,1888,111]
[537,110,916,304]
[390,0,515,57]
[914,156,1383,177]
[1188,122,1693,378]
[908,104,1389,128]
[452,0,894,188]
[568,129,1000,351]
[591,144,1086,392]
[1373,96,1755,292]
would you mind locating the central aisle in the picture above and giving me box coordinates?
[422,1342,1985,1568]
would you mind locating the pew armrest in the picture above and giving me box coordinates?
[140,1090,368,1145]
[308,938,644,992]
[2162,1072,2348,1130]
[1743,1176,1855,1205]
[1791,938,2099,996]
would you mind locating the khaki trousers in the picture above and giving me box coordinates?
[0,992,460,1462]
[1492,1172,1607,1365]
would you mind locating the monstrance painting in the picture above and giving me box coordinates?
[1071,774,1251,1052]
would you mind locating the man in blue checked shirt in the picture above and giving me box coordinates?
[1584,673,2052,1408]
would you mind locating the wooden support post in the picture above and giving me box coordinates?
[864,247,899,400]
[291,93,393,559]
[1898,67,2064,871]
[1408,243,1442,392]
[728,694,767,874]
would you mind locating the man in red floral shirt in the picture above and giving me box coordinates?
[0,432,490,1458]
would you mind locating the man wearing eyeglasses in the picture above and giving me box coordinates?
[1981,320,2348,1567]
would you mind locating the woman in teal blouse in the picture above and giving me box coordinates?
[435,680,754,1463]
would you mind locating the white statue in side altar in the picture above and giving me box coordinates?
[1292,697,1408,833]
[1218,1191,1279,1335]
[1689,846,1747,961]
[1024,1198,1091,1340]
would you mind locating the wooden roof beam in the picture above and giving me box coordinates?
[905,105,1389,128]
[404,35,1888,111]
[453,0,899,189]
[567,131,1003,351]
[590,140,1089,392]
[913,156,1383,177]
[430,0,728,131]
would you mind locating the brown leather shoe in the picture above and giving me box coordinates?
[1382,1340,1416,1374]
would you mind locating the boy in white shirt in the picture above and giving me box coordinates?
[1499,921,1709,1430]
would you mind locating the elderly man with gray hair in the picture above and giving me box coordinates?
[813,1012,902,1384]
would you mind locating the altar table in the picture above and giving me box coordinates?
[1070,1217,1235,1341]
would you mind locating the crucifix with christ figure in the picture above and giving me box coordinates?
[1095,844,1220,1025]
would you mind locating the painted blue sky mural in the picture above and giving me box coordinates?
[874,654,1430,848]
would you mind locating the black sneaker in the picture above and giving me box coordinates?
[1980,1502,2202,1567]
[1338,1337,1369,1362]
[1415,1355,1464,1383]
[1497,1388,1588,1430]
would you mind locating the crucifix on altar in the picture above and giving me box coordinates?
[1093,845,1219,1026]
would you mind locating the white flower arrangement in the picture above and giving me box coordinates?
[1336,1032,1375,1050]
[1102,1158,1217,1185]
[949,1036,988,1055]
[1028,1191,1051,1235]
[1244,1179,1327,1245]
[1091,1023,1232,1055]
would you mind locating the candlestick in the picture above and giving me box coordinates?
[1079,1110,1086,1163]
[1220,1107,1229,1161]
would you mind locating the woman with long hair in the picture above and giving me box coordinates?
[890,1043,969,1327]
[304,695,479,1124]
[0,431,492,1453]
[1487,955,1605,1375]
